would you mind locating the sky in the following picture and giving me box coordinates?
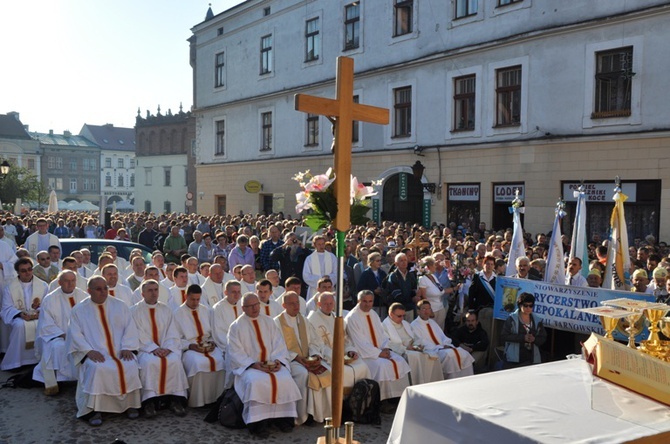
[0,0,244,134]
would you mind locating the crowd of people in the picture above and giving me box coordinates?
[0,209,666,437]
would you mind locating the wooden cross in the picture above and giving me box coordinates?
[294,56,389,232]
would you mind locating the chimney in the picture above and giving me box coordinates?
[7,111,19,121]
[49,129,54,135]
[64,130,71,137]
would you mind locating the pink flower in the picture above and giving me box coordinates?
[350,176,377,203]
[304,168,335,193]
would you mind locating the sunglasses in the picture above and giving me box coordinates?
[522,303,534,308]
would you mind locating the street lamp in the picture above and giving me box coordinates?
[0,160,9,178]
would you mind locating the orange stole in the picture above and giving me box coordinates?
[68,297,75,308]
[190,309,216,372]
[252,319,277,404]
[264,304,270,317]
[181,289,186,304]
[366,314,379,348]
[97,304,127,394]
[427,323,461,369]
[109,289,115,297]
[233,306,238,318]
[149,308,168,394]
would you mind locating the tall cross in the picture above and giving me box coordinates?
[294,56,389,231]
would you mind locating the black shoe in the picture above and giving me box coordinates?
[248,421,270,439]
[380,400,397,414]
[144,402,156,418]
[126,408,139,419]
[170,400,186,417]
[276,417,294,433]
[88,412,103,426]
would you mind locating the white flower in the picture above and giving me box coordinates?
[350,176,377,203]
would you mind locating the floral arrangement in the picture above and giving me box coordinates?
[293,168,379,231]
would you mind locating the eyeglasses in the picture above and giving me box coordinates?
[18,267,33,273]
[522,303,534,308]
[242,303,260,308]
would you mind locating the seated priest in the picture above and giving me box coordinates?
[306,292,370,391]
[66,276,142,426]
[33,270,87,394]
[211,280,243,389]
[227,293,302,439]
[382,302,443,385]
[101,264,134,307]
[1,257,48,371]
[275,291,332,425]
[173,284,225,407]
[411,300,475,379]
[345,290,410,413]
[130,280,189,418]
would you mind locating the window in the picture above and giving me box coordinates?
[352,95,360,143]
[306,114,319,146]
[27,158,35,171]
[456,0,478,18]
[83,178,89,191]
[118,174,124,187]
[105,157,111,168]
[48,177,63,190]
[215,120,225,156]
[393,86,412,137]
[593,47,633,118]
[499,0,522,5]
[117,158,124,168]
[129,159,135,168]
[344,3,360,50]
[55,157,63,169]
[263,7,271,16]
[453,75,476,131]
[261,112,272,151]
[48,157,55,169]
[82,159,89,171]
[394,0,413,37]
[90,159,96,170]
[215,52,225,87]
[55,178,63,190]
[145,200,152,212]
[70,159,77,170]
[91,179,97,191]
[495,66,521,126]
[130,174,135,187]
[260,35,273,75]
[305,18,320,62]
[164,167,171,187]
[105,173,112,187]
[164,201,172,213]
[217,27,223,36]
[145,168,152,186]
[70,178,77,193]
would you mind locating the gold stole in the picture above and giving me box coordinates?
[278,313,331,390]
[9,279,46,349]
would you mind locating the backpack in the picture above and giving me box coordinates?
[342,378,381,425]
[217,388,245,429]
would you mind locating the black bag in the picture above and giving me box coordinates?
[1,365,40,389]
[217,388,245,429]
[342,378,381,425]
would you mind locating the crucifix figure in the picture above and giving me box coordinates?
[294,56,389,433]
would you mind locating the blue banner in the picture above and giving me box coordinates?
[493,277,654,337]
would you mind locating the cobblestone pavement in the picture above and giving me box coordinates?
[0,368,393,444]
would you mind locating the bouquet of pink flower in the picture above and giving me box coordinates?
[293,168,378,231]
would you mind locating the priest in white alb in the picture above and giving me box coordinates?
[411,300,474,379]
[228,293,301,438]
[47,257,88,293]
[1,257,48,370]
[302,235,337,298]
[101,265,133,307]
[33,270,87,394]
[345,290,410,411]
[211,280,243,388]
[274,291,332,425]
[200,263,225,307]
[167,266,190,311]
[382,302,443,385]
[132,266,170,305]
[257,279,283,318]
[130,280,189,417]
[173,284,225,407]
[306,292,369,391]
[67,276,142,426]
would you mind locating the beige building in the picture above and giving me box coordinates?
[191,0,670,241]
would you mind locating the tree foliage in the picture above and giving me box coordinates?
[0,166,48,207]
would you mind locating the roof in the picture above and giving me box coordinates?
[31,131,100,148]
[0,113,31,139]
[79,123,136,152]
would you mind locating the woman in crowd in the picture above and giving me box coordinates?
[500,292,547,369]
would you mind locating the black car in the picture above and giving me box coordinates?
[60,239,153,265]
